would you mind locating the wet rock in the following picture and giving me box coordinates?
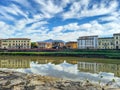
[29,79,45,86]
[12,85,25,90]
[24,86,35,90]
[82,80,93,87]
[11,79,25,85]
[0,80,10,86]
[0,70,119,90]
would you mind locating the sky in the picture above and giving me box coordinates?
[0,0,120,42]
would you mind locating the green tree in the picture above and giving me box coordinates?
[31,42,38,48]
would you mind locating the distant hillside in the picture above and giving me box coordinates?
[44,39,54,42]
[38,39,65,43]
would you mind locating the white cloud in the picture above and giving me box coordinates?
[12,0,31,9]
[0,0,119,42]
[62,0,119,19]
[0,4,29,21]
[34,0,64,18]
[49,18,120,41]
[0,21,15,38]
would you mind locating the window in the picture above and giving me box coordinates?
[3,40,7,42]
[116,41,118,44]
[99,42,101,45]
[116,37,118,39]
[111,42,113,45]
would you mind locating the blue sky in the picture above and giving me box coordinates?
[0,0,120,41]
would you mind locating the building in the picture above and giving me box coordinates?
[98,37,114,49]
[37,42,52,49]
[114,33,120,49]
[0,39,1,48]
[52,41,64,49]
[65,41,78,49]
[77,35,98,49]
[0,38,31,49]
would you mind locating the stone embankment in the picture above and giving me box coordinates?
[0,70,119,90]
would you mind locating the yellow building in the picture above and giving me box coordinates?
[65,41,78,49]
[114,33,120,49]
[37,42,52,49]
[0,38,31,49]
[98,37,114,49]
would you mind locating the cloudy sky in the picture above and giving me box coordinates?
[0,0,120,41]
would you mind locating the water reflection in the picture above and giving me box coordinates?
[0,59,30,68]
[78,62,120,77]
[0,58,120,87]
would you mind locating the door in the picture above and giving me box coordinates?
[116,46,119,49]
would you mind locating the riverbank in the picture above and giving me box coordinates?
[0,50,120,59]
[0,70,119,90]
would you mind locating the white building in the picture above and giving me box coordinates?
[77,35,98,49]
[114,33,120,49]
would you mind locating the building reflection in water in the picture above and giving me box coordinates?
[0,59,30,68]
[0,58,78,69]
[78,62,120,77]
[1,58,120,77]
[35,59,78,65]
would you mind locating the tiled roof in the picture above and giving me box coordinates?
[66,41,77,44]
[98,37,113,39]
[2,38,31,40]
[113,33,120,35]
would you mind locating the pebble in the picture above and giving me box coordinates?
[0,70,119,90]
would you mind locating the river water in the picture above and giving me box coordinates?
[0,56,120,87]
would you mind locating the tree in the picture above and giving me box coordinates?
[31,42,38,48]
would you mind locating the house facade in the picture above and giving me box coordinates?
[114,33,120,49]
[98,37,114,49]
[37,42,52,49]
[0,38,31,49]
[52,41,64,49]
[65,41,78,49]
[77,35,98,49]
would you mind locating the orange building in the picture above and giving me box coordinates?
[66,41,78,49]
[37,42,52,49]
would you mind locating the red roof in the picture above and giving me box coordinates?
[2,38,31,40]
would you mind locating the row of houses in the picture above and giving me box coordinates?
[0,33,120,50]
[78,33,120,49]
[36,33,120,50]
[0,38,76,49]
[36,41,78,49]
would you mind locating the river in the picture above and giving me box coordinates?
[0,56,120,87]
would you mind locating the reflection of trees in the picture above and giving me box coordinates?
[78,62,120,77]
[0,59,30,68]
